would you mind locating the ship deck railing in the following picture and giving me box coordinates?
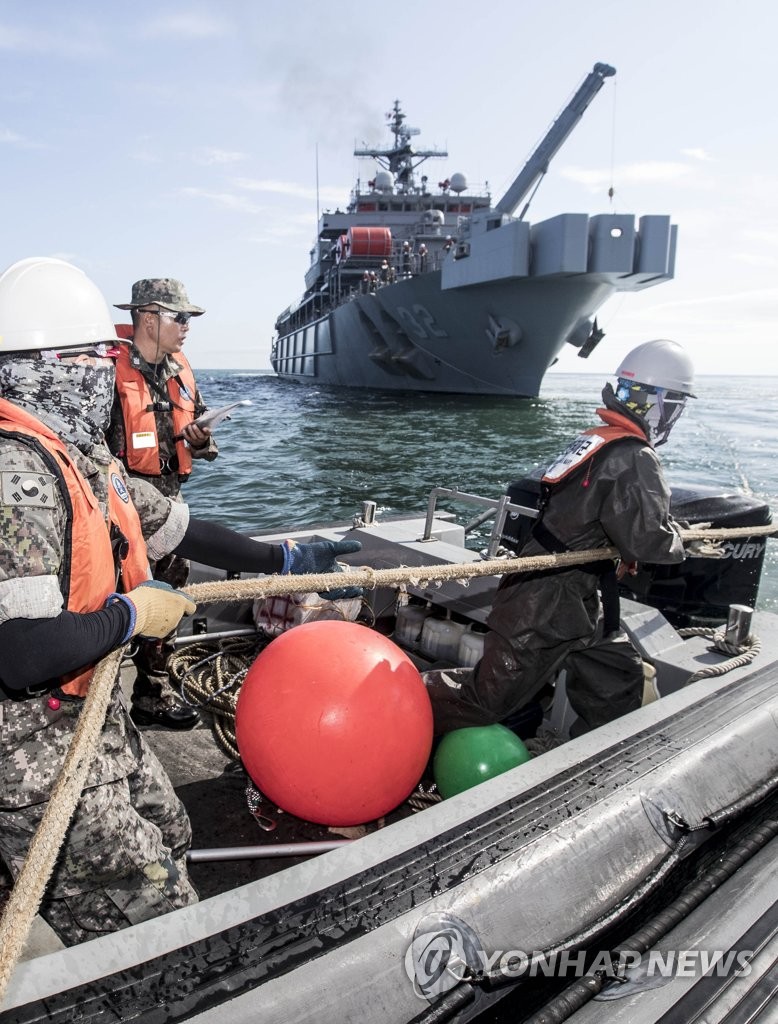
[275,250,451,335]
[344,184,492,214]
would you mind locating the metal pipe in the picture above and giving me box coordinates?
[173,628,257,647]
[420,488,515,542]
[486,494,511,558]
[423,488,540,544]
[420,487,444,541]
[187,840,353,862]
[463,507,497,534]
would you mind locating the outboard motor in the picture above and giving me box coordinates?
[502,475,543,554]
[626,486,771,627]
[501,477,771,628]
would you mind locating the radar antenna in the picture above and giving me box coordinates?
[354,100,447,193]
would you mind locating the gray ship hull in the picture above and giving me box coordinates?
[272,212,677,397]
[273,74,677,397]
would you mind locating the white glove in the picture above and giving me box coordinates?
[685,523,727,559]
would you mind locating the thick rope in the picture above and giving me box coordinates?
[1,521,775,998]
[0,647,124,1005]
[183,546,622,605]
[168,636,263,759]
[679,627,762,683]
[182,524,778,606]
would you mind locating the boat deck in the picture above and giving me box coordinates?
[0,658,414,961]
[125,662,426,902]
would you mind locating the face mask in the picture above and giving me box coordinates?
[643,389,687,446]
[615,378,686,446]
[0,354,116,454]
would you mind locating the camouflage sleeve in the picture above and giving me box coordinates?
[125,475,190,561]
[105,390,127,460]
[0,439,67,622]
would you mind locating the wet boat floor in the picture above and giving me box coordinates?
[0,669,420,924]
[137,687,424,902]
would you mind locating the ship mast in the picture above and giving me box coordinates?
[495,62,616,219]
[354,101,447,193]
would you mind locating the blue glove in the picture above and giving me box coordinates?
[280,538,362,599]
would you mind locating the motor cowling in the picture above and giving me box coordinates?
[626,485,771,627]
[501,478,771,627]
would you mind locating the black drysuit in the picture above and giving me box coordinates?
[429,407,685,734]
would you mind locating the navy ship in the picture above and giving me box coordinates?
[271,64,677,397]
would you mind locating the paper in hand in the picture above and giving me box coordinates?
[191,399,253,432]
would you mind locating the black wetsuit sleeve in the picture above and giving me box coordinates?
[175,517,285,574]
[0,604,130,697]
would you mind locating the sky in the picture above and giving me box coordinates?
[1,0,776,376]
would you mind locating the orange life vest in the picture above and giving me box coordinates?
[529,409,648,634]
[542,409,647,486]
[0,398,150,696]
[113,338,197,478]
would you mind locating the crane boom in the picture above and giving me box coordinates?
[495,62,616,218]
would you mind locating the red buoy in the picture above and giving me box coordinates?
[235,621,433,826]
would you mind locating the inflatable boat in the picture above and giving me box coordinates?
[2,482,777,1024]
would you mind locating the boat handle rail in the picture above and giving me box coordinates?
[420,487,538,558]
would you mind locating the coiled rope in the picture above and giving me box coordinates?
[168,636,265,760]
[0,521,775,1004]
[679,626,762,683]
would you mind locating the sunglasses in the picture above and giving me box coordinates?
[140,308,193,325]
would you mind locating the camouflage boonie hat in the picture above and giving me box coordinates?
[114,278,205,315]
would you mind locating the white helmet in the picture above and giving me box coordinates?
[614,339,696,447]
[615,339,696,397]
[0,257,121,354]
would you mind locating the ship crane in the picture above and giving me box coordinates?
[495,62,616,219]
[273,68,676,398]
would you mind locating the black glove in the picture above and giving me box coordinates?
[280,538,362,599]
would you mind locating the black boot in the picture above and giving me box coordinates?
[131,671,200,730]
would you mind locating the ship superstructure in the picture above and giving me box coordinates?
[272,64,677,396]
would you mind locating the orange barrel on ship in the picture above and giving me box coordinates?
[346,226,392,260]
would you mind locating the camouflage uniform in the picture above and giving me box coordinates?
[107,349,211,709]
[106,346,218,502]
[108,283,216,719]
[0,356,197,945]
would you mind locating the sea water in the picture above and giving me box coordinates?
[182,370,777,1022]
[183,372,778,612]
